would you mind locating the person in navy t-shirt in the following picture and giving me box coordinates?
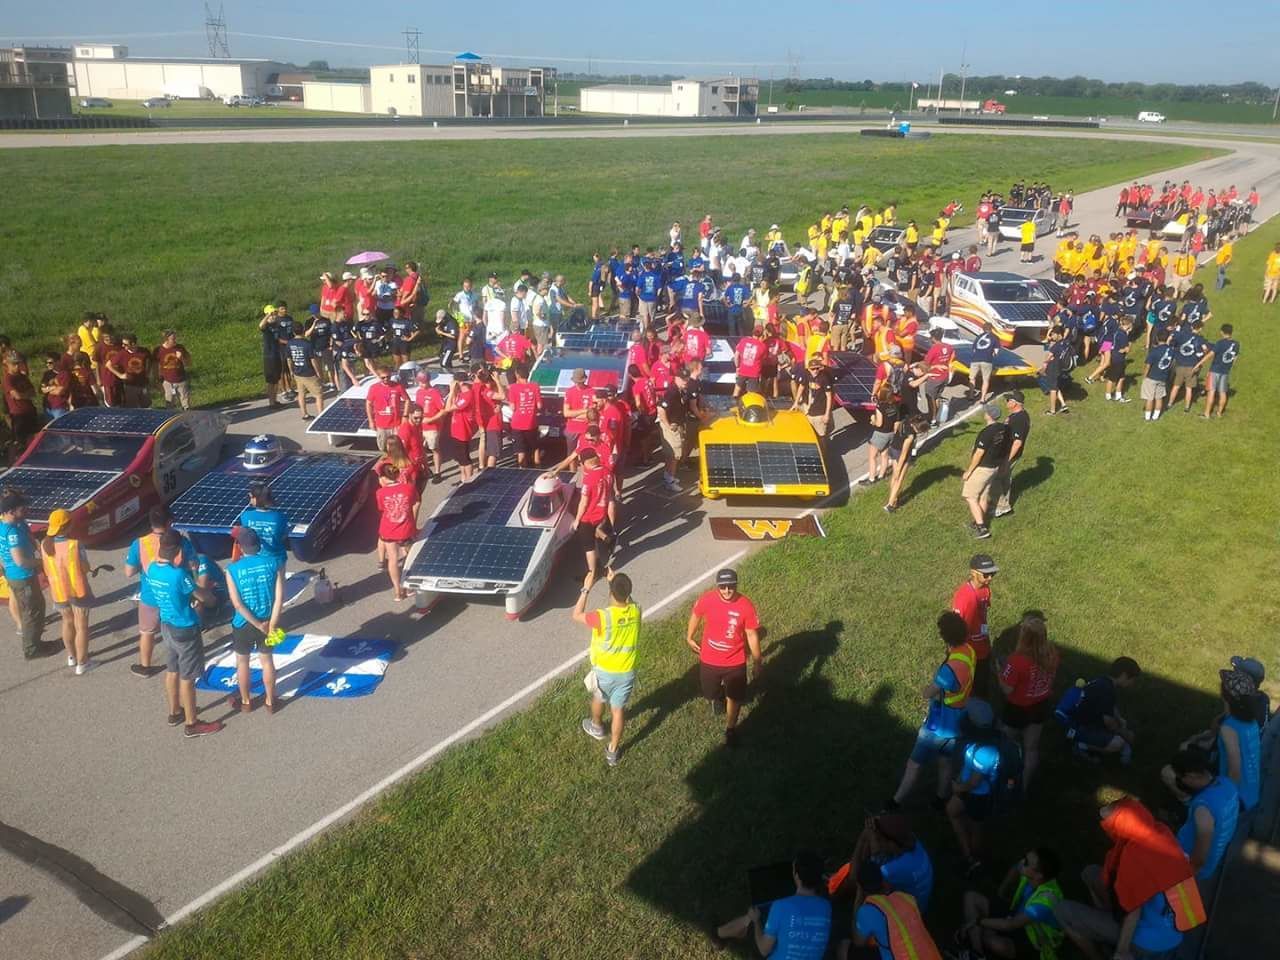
[969,322,998,402]
[1142,328,1176,421]
[1102,317,1133,402]
[1203,323,1239,418]
[1168,319,1210,412]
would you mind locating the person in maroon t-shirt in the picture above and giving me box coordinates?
[39,352,71,420]
[364,362,410,453]
[686,568,762,746]
[3,352,39,447]
[573,447,615,592]
[446,377,476,482]
[94,332,119,406]
[374,463,419,602]
[505,362,542,467]
[153,330,193,410]
[107,334,151,408]
[69,355,98,409]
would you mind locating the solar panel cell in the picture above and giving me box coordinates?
[703,442,823,490]
[49,408,175,436]
[559,333,628,352]
[170,457,370,531]
[407,525,541,583]
[0,467,116,516]
[308,398,372,436]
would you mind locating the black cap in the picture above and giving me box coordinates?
[970,554,999,574]
[716,568,739,587]
[1006,390,1025,404]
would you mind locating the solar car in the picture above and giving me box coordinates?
[0,407,227,542]
[994,207,1054,241]
[402,467,576,619]
[919,318,1038,381]
[947,271,1056,346]
[867,225,907,253]
[169,434,377,562]
[308,362,453,444]
[698,392,829,500]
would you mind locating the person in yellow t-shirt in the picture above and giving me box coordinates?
[1262,243,1280,304]
[904,221,920,250]
[1019,218,1036,263]
[1214,241,1233,290]
[882,203,897,226]
[862,245,881,271]
[1172,250,1197,295]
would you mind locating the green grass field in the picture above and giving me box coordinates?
[73,98,358,120]
[2,136,1213,406]
[142,218,1280,959]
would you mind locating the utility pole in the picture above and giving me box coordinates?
[403,27,420,64]
[1273,83,1279,121]
[204,3,230,58]
[958,41,968,115]
[937,66,943,113]
[768,72,773,108]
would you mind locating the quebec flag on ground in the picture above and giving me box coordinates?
[197,634,396,699]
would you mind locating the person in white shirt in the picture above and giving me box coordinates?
[483,293,508,342]
[548,274,579,325]
[739,229,757,255]
[670,221,682,247]
[452,277,479,324]
[509,284,532,333]
[481,273,504,304]
[530,281,553,350]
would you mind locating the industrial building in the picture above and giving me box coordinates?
[302,80,372,114]
[71,43,284,101]
[580,77,758,117]
[0,46,74,117]
[354,58,552,118]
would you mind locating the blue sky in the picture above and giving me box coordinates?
[4,0,1276,84]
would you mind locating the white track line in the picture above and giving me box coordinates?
[96,544,750,960]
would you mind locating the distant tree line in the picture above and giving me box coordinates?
[786,76,1277,104]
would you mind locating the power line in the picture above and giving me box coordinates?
[204,3,230,58]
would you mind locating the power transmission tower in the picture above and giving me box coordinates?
[786,48,800,85]
[204,3,230,58]
[403,27,420,64]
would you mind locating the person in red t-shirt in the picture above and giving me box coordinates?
[375,464,419,601]
[917,339,955,425]
[447,378,476,482]
[153,330,193,410]
[69,355,98,409]
[413,369,447,481]
[93,332,118,406]
[563,368,592,445]
[506,362,543,467]
[595,386,627,478]
[365,362,409,453]
[686,568,761,745]
[573,448,615,592]
[997,614,1059,788]
[396,406,429,486]
[473,365,505,469]
[952,554,997,698]
[683,319,711,363]
[734,327,766,396]
[496,329,534,370]
[628,364,658,466]
[3,352,38,446]
[108,334,151,408]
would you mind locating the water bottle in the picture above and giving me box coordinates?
[313,568,334,605]
[938,398,951,424]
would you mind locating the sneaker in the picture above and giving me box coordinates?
[1084,375,1095,384]
[1059,406,1070,414]
[974,524,992,540]
[883,503,898,514]
[1199,413,1211,419]
[993,506,1013,518]
[131,664,163,678]
[74,660,95,676]
[227,694,253,714]
[1116,396,1132,404]
[1044,409,1056,416]
[581,718,606,741]
[23,641,59,660]
[605,746,620,767]
[183,720,225,739]
[166,711,186,727]
[67,655,77,668]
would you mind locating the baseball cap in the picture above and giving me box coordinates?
[983,401,1001,418]
[1007,390,1025,404]
[1220,668,1258,701]
[970,554,999,574]
[716,568,739,587]
[1230,656,1265,684]
[233,526,261,549]
[308,303,320,316]
[319,271,333,281]
[46,508,72,537]
[341,271,356,280]
[570,368,587,383]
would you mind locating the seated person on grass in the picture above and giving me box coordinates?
[828,813,934,915]
[840,859,941,960]
[954,847,1064,960]
[714,850,831,958]
[1066,656,1141,764]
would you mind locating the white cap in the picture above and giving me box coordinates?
[341,271,356,280]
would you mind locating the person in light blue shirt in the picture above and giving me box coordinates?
[124,506,196,677]
[835,813,934,914]
[225,527,285,714]
[237,482,289,566]
[947,699,1003,869]
[147,531,221,738]
[0,489,48,658]
[1169,746,1239,880]
[1218,668,1262,811]
[714,851,831,958]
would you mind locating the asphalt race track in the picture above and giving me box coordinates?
[0,125,1277,960]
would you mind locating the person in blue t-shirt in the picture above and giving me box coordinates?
[1179,284,1209,325]
[888,611,973,810]
[850,860,939,960]
[1218,668,1262,812]
[1168,318,1209,412]
[124,506,197,677]
[715,850,831,959]
[723,273,752,335]
[195,552,228,624]
[0,489,49,659]
[225,527,286,715]
[947,699,1003,868]
[146,531,221,738]
[614,256,637,318]
[1202,323,1239,419]
[237,482,290,567]
[636,264,663,327]
[1141,328,1176,421]
[1166,746,1239,881]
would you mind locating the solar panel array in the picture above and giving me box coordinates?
[170,456,370,531]
[0,467,116,516]
[50,407,175,436]
[408,468,547,583]
[996,302,1053,324]
[701,393,793,415]
[559,332,629,352]
[308,398,372,437]
[829,352,879,408]
[704,442,825,490]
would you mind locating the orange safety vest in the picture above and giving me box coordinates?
[43,538,89,603]
[1165,877,1207,931]
[942,643,976,707]
[874,326,900,364]
[865,892,942,960]
[861,304,890,342]
[895,320,918,359]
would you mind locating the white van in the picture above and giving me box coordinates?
[1137,111,1166,123]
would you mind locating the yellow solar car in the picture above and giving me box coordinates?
[698,392,830,500]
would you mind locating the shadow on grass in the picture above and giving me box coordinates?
[900,463,964,503]
[626,636,1228,939]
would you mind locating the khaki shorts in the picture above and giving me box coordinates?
[375,427,395,452]
[962,465,999,502]
[1171,365,1198,389]
[638,299,657,326]
[807,414,830,438]
[423,429,440,451]
[1173,275,1193,294]
[296,375,324,403]
[969,361,994,387]
[162,379,190,409]
[1140,377,1167,401]
[660,422,686,460]
[1265,274,1279,294]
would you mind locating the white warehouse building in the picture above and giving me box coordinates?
[580,77,758,117]
[71,43,284,101]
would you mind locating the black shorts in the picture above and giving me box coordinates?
[361,340,386,358]
[512,428,539,455]
[451,434,472,465]
[577,519,615,561]
[700,662,748,702]
[962,791,995,822]
[736,375,761,393]
[231,621,270,656]
[484,428,502,456]
[1020,242,1034,253]
[1003,698,1051,730]
[263,354,282,384]
[390,338,411,355]
[1105,362,1126,382]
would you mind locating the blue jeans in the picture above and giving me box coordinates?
[1215,266,1227,289]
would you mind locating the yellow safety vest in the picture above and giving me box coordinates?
[942,643,976,707]
[590,602,641,674]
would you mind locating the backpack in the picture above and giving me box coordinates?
[886,364,906,396]
[1053,678,1086,731]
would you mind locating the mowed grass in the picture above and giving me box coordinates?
[74,99,358,120]
[143,221,1280,958]
[2,136,1213,406]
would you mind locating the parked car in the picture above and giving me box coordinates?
[1138,111,1167,123]
[79,97,112,108]
[141,97,170,108]
[223,95,266,107]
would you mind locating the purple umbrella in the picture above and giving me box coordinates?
[345,250,391,266]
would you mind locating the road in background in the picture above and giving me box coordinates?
[0,130,1277,960]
